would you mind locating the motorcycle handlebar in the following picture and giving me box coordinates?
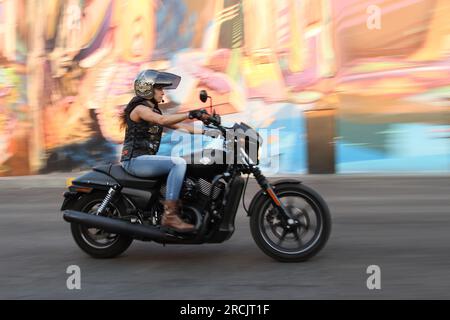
[200,114,226,135]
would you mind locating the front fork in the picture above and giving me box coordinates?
[250,166,301,230]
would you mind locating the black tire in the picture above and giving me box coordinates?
[250,183,331,262]
[68,192,133,259]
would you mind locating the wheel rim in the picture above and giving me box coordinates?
[79,200,120,249]
[258,191,323,255]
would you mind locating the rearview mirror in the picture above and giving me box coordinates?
[199,90,208,103]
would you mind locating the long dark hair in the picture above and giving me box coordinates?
[119,107,128,131]
[119,96,157,130]
[119,96,144,130]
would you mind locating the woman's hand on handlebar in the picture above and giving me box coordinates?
[187,109,223,128]
[188,109,214,125]
[188,109,208,120]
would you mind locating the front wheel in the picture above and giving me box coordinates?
[250,183,331,262]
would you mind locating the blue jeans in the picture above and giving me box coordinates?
[121,155,187,200]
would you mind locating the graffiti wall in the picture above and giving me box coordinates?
[0,0,448,176]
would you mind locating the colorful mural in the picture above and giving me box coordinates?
[0,0,449,176]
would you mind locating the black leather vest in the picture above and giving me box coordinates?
[120,97,163,162]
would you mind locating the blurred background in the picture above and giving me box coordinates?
[1,1,450,300]
[0,0,449,176]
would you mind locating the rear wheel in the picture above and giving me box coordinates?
[69,192,133,259]
[250,183,331,262]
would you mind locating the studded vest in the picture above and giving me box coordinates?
[120,97,164,162]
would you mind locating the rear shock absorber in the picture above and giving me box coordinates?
[96,184,122,216]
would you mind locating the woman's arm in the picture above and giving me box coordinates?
[135,105,189,127]
[168,123,205,135]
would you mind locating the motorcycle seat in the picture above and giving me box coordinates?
[94,164,164,189]
[93,164,112,175]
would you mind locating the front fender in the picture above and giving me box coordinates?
[247,179,302,216]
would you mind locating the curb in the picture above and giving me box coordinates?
[0,171,449,189]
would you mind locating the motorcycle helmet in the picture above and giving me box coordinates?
[134,69,181,99]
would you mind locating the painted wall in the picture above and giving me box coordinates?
[0,0,448,176]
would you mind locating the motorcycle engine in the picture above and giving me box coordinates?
[197,178,225,200]
[160,178,225,203]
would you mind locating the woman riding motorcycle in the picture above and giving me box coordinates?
[119,70,209,233]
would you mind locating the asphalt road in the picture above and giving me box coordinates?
[0,175,449,299]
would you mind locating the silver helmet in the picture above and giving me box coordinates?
[134,69,181,99]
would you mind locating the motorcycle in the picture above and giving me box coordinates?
[61,90,331,262]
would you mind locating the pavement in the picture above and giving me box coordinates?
[0,172,449,299]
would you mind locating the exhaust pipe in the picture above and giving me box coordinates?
[63,210,176,241]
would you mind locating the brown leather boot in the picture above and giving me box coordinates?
[161,200,195,233]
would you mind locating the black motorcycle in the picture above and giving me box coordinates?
[62,90,331,262]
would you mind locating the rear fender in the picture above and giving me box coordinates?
[62,171,156,212]
[61,171,120,211]
[60,191,81,211]
[71,171,119,190]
